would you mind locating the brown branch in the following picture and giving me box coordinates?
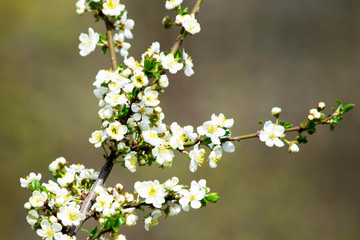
[152,0,204,90]
[170,0,204,55]
[105,17,118,70]
[67,152,117,236]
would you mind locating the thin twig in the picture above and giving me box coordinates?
[105,17,118,70]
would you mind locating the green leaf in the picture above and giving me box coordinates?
[81,228,91,236]
[40,186,48,194]
[284,123,293,129]
[101,46,108,54]
[103,218,111,230]
[342,103,355,113]
[329,124,335,131]
[174,50,182,59]
[258,121,264,125]
[205,193,220,203]
[279,121,285,126]
[335,99,343,107]
[31,180,41,191]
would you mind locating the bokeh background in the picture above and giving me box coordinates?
[1,0,359,239]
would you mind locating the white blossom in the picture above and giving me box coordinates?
[26,210,39,226]
[165,0,183,10]
[144,210,162,231]
[142,129,162,146]
[189,143,206,172]
[36,220,62,240]
[75,0,87,15]
[152,141,174,165]
[106,122,128,141]
[197,119,226,145]
[79,28,99,57]
[49,157,66,172]
[259,120,285,147]
[20,172,42,188]
[160,53,183,74]
[141,87,160,107]
[57,202,85,226]
[29,191,47,208]
[222,141,235,153]
[89,130,107,148]
[176,14,201,35]
[209,145,222,168]
[159,74,169,88]
[134,180,167,208]
[182,49,194,76]
[125,214,138,226]
[102,0,125,16]
[179,180,206,209]
[131,70,148,88]
[124,151,138,172]
[57,167,76,187]
[211,113,234,129]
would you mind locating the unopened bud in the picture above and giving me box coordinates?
[318,102,325,110]
[24,202,31,210]
[271,107,282,117]
[308,114,314,121]
[49,216,58,223]
[162,16,172,29]
[289,143,300,153]
[115,183,124,192]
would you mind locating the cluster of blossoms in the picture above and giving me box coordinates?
[22,163,218,239]
[20,157,98,240]
[77,0,134,57]
[22,0,354,239]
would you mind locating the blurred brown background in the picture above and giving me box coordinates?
[1,0,359,239]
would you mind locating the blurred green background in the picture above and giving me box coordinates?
[1,0,359,239]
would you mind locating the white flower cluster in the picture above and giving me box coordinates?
[259,107,300,152]
[91,184,139,228]
[77,0,134,58]
[134,177,214,231]
[189,113,235,172]
[88,40,215,173]
[163,0,201,35]
[20,157,99,240]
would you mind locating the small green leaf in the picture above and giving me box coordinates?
[342,103,355,113]
[258,121,264,125]
[101,46,108,54]
[205,193,220,203]
[174,50,182,59]
[279,121,285,126]
[335,99,343,107]
[31,180,41,191]
[81,228,91,236]
[103,218,111,230]
[329,124,335,131]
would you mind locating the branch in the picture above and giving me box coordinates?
[67,152,116,236]
[170,0,204,55]
[152,0,204,90]
[105,17,118,70]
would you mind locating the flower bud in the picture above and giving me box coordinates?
[289,143,300,153]
[308,114,314,121]
[115,183,124,192]
[24,202,31,210]
[271,107,282,117]
[162,16,172,29]
[318,102,325,110]
[49,216,58,223]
